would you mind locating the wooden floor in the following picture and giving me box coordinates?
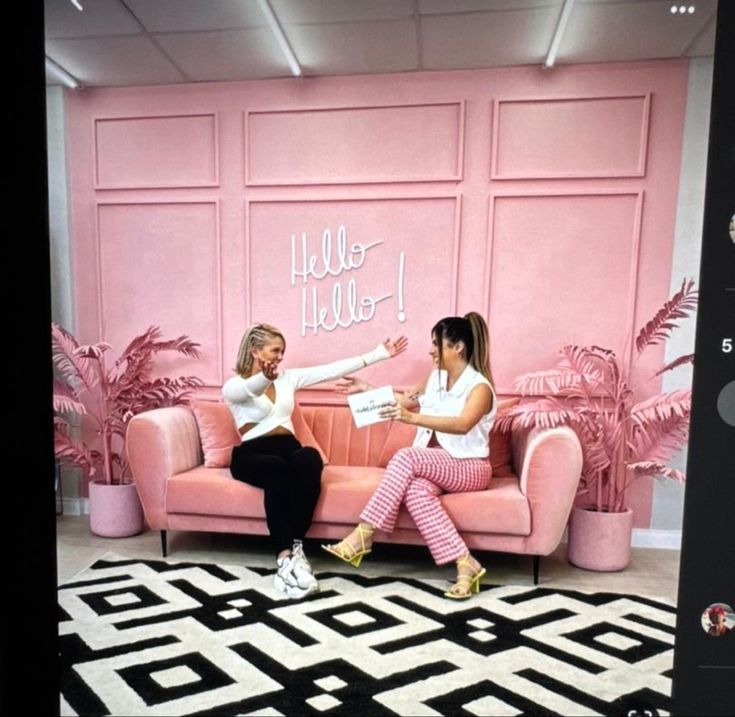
[55,514,681,603]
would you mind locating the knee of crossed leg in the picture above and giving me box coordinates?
[290,446,324,473]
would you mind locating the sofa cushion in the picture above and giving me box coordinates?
[166,466,264,517]
[191,400,241,468]
[191,399,328,468]
[316,466,529,536]
[166,464,530,537]
[489,397,521,476]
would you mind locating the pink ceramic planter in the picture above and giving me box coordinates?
[567,505,634,572]
[89,480,144,538]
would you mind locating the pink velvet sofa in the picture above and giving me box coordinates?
[126,401,583,583]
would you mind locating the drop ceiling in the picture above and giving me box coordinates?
[44,0,717,89]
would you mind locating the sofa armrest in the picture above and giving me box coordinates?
[126,406,203,530]
[512,425,583,555]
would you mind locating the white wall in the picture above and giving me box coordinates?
[46,85,82,509]
[650,57,713,535]
[46,86,74,331]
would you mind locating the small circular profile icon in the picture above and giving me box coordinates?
[701,602,733,636]
[730,213,735,244]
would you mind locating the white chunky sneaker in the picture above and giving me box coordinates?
[291,540,319,592]
[273,555,317,599]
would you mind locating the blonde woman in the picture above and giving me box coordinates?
[223,324,407,599]
[323,312,495,600]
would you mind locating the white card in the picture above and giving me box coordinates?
[347,385,395,428]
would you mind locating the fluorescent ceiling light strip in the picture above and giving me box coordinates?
[544,0,576,69]
[45,56,83,89]
[256,0,302,77]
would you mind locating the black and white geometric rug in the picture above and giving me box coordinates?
[59,554,675,716]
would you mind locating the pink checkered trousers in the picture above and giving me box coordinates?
[359,446,491,565]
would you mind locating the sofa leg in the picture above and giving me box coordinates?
[161,530,168,558]
[532,555,540,585]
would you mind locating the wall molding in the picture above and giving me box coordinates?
[244,101,466,186]
[484,189,645,395]
[490,93,651,180]
[94,198,224,387]
[93,112,220,190]
[244,193,462,335]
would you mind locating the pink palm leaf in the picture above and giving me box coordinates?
[653,353,694,378]
[53,379,88,416]
[629,411,691,464]
[635,279,697,355]
[51,323,101,395]
[505,278,696,512]
[627,461,686,483]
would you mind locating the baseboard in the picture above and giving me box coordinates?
[57,497,89,516]
[631,528,682,550]
[559,527,681,551]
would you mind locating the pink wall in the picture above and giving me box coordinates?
[64,60,689,525]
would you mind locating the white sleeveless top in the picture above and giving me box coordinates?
[412,365,496,459]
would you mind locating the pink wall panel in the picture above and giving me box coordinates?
[95,114,218,188]
[65,59,689,527]
[247,196,459,387]
[245,103,464,185]
[486,192,642,393]
[492,95,650,179]
[97,201,222,385]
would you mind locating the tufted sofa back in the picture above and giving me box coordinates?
[300,404,417,467]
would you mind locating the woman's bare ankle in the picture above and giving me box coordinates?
[458,553,480,573]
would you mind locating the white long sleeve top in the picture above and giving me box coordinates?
[222,343,391,441]
[412,365,496,458]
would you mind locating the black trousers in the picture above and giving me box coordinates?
[230,434,323,555]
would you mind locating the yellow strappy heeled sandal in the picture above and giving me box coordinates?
[444,554,486,600]
[321,523,374,568]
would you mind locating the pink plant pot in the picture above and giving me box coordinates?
[89,480,144,538]
[567,505,634,572]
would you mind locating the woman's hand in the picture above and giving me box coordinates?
[383,336,408,358]
[259,359,279,381]
[379,400,415,424]
[335,376,373,395]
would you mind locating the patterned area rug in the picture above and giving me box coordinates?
[59,554,675,716]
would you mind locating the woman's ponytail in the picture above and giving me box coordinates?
[463,311,494,386]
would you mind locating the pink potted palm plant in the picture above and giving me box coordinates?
[52,324,203,536]
[496,279,697,571]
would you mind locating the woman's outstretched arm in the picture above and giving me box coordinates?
[335,373,428,410]
[287,336,407,390]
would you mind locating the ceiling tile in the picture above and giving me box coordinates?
[286,19,419,76]
[272,0,415,24]
[45,36,186,87]
[421,7,559,69]
[560,0,718,63]
[44,0,142,39]
[685,14,717,56]
[154,28,290,82]
[124,0,265,33]
[419,0,561,14]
